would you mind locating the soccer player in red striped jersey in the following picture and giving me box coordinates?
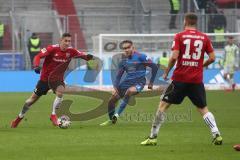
[11,33,93,128]
[141,13,223,145]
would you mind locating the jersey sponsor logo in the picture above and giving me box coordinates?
[53,57,68,63]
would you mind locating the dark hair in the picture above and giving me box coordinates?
[162,51,167,57]
[185,13,198,26]
[119,40,133,49]
[62,33,71,38]
[121,40,133,45]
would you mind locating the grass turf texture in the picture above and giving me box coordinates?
[0,91,239,160]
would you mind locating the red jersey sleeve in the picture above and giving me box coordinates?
[71,48,90,60]
[172,33,180,51]
[33,45,53,67]
[205,36,214,54]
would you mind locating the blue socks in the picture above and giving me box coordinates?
[116,96,130,116]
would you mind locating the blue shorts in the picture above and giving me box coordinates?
[117,83,145,97]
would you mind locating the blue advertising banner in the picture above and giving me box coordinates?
[0,69,239,92]
[0,53,25,70]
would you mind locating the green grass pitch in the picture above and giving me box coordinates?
[0,91,240,160]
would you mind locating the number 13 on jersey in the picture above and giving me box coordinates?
[183,39,203,60]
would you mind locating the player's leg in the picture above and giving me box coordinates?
[223,66,233,91]
[115,85,140,116]
[141,100,171,146]
[141,81,186,145]
[151,100,170,136]
[50,83,65,126]
[108,90,121,119]
[229,72,235,91]
[197,107,222,145]
[18,93,40,118]
[188,83,222,145]
[11,80,49,128]
[52,85,64,114]
[100,90,121,126]
[11,93,40,128]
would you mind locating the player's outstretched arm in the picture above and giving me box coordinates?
[81,54,94,61]
[73,50,94,61]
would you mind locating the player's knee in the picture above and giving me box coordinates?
[25,98,35,106]
[125,90,133,96]
[159,101,170,112]
[55,85,64,96]
[197,107,208,116]
[56,91,63,98]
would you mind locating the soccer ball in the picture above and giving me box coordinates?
[58,115,71,129]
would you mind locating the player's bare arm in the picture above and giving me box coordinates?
[73,50,94,61]
[163,50,179,80]
[203,52,215,67]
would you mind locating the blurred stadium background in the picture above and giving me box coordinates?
[0,1,240,160]
[0,0,240,91]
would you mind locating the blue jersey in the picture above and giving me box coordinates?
[114,51,157,89]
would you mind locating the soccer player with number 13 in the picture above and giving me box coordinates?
[141,13,223,146]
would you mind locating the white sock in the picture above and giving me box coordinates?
[203,112,220,137]
[114,113,119,118]
[19,99,32,118]
[19,103,30,118]
[52,97,63,115]
[150,110,166,138]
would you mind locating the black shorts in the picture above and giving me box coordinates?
[34,80,65,96]
[161,81,207,108]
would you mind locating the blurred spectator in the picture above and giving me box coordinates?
[206,1,226,48]
[28,33,41,65]
[206,2,226,32]
[158,51,169,70]
[196,0,208,9]
[0,21,5,49]
[169,0,180,29]
[212,10,226,47]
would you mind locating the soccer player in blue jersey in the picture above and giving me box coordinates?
[100,40,158,126]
